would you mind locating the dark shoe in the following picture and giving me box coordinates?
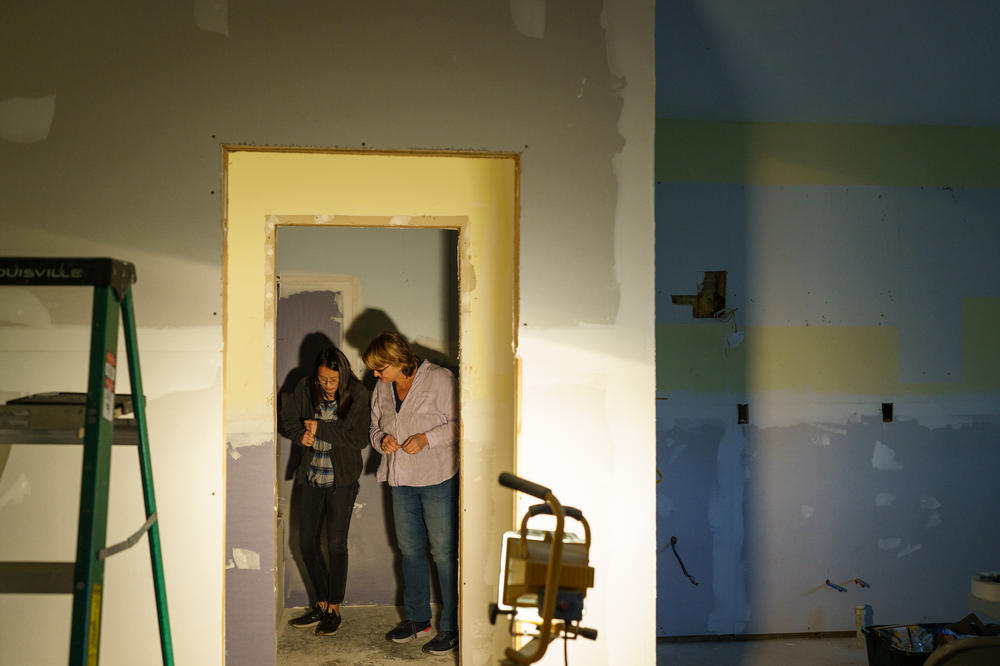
[385,619,432,643]
[288,605,325,628]
[315,609,342,636]
[422,630,458,655]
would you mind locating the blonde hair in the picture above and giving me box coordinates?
[362,331,419,376]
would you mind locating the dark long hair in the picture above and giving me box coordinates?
[311,346,356,415]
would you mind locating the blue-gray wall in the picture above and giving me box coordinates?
[655,1,1000,636]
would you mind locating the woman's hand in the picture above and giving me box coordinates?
[401,433,428,455]
[299,419,318,447]
[381,433,401,453]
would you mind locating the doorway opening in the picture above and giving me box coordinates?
[273,225,459,662]
[223,148,518,665]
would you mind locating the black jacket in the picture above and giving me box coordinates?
[277,374,371,486]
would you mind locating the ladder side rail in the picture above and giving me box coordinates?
[121,287,174,665]
[69,285,120,666]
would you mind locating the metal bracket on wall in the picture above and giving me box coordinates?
[672,270,726,318]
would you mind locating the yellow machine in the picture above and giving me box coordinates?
[490,473,598,665]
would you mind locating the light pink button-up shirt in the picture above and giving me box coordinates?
[369,360,459,487]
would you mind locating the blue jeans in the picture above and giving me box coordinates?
[391,474,458,632]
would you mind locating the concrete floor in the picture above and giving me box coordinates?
[656,636,870,666]
[278,604,871,665]
[277,605,457,666]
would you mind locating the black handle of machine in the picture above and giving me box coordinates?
[498,472,551,500]
[527,503,583,521]
[488,603,514,626]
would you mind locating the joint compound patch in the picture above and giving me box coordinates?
[510,0,546,39]
[231,547,261,570]
[0,472,31,511]
[658,495,675,519]
[0,94,56,142]
[872,441,903,471]
[875,493,895,507]
[811,433,832,447]
[919,495,941,510]
[194,0,228,36]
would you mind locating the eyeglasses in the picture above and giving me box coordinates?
[374,365,391,374]
[316,376,339,386]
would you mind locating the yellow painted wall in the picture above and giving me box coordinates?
[224,148,517,663]
[656,119,1000,187]
[657,298,1000,394]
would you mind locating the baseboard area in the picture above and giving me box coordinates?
[658,630,856,643]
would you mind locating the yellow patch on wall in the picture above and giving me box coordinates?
[656,323,902,394]
[963,297,1000,391]
[746,325,899,393]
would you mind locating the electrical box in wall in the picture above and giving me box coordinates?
[672,270,726,318]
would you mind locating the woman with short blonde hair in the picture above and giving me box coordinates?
[361,331,419,377]
[364,331,459,656]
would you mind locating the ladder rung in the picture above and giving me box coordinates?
[0,428,139,445]
[0,562,75,594]
[1,398,140,445]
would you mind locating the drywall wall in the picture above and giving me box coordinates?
[0,1,655,664]
[654,121,1000,636]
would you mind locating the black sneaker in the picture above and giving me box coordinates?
[422,630,458,655]
[288,605,325,628]
[315,609,342,636]
[385,619,432,643]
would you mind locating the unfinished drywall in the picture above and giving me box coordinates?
[0,2,655,664]
[655,120,1000,636]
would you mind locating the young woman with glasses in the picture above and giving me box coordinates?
[278,345,371,636]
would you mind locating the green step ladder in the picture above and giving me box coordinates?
[0,257,174,666]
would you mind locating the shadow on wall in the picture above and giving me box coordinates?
[344,308,457,393]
